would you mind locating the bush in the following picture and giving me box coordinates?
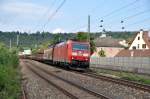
[98,49,106,57]
[0,43,20,99]
[0,44,19,67]
[0,66,21,99]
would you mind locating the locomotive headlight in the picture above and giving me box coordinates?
[72,52,77,56]
[83,53,89,57]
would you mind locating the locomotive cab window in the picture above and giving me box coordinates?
[73,44,89,50]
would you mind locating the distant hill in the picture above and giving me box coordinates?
[0,31,136,48]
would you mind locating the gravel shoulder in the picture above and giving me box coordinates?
[27,60,150,99]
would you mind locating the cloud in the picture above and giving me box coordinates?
[1,1,48,20]
[52,28,66,33]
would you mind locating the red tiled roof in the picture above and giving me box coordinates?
[129,31,150,48]
[143,32,150,48]
[116,49,150,57]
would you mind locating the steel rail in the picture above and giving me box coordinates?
[27,61,110,99]
[79,72,150,93]
[26,64,78,99]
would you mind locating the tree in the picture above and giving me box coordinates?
[98,49,106,57]
[52,33,62,44]
[90,37,96,55]
[76,32,96,55]
[76,32,88,41]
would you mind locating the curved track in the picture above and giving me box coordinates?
[25,61,109,99]
[75,71,150,93]
[37,60,150,93]
[26,64,78,99]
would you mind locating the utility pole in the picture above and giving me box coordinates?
[88,15,90,42]
[9,39,12,50]
[17,35,19,47]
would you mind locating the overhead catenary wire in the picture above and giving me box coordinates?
[124,17,150,27]
[126,19,150,30]
[97,0,140,31]
[113,10,150,30]
[34,0,58,31]
[99,9,150,31]
[42,0,66,31]
[71,0,140,33]
[122,9,150,21]
[100,0,140,19]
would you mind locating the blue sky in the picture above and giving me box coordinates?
[0,0,150,33]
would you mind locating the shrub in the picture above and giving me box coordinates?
[0,43,20,99]
[98,49,106,57]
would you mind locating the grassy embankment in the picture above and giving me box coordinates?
[92,67,150,85]
[0,43,21,99]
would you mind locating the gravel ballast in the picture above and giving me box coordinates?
[28,60,150,99]
[20,60,71,99]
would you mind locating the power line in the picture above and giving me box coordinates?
[122,9,150,20]
[34,0,58,31]
[96,0,140,31]
[124,17,150,27]
[107,9,150,30]
[73,0,140,33]
[70,0,141,33]
[70,0,106,33]
[100,0,140,19]
[42,0,66,31]
[117,9,150,30]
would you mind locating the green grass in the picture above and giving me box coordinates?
[91,68,150,85]
[0,43,21,99]
[0,66,21,99]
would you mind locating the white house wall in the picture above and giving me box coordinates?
[129,32,149,50]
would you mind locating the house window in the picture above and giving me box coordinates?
[142,44,146,48]
[138,37,140,40]
[137,44,140,48]
[132,46,136,49]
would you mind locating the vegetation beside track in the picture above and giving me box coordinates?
[91,67,150,85]
[0,43,21,99]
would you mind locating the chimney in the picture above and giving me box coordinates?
[139,29,143,36]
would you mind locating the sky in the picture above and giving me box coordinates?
[0,0,150,33]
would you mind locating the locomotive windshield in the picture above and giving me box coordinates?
[73,44,89,50]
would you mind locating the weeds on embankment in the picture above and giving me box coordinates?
[0,43,21,99]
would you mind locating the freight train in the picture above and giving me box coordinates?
[29,40,91,70]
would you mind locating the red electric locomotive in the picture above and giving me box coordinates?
[44,40,90,69]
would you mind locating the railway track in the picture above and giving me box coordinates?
[26,64,78,99]
[77,71,150,93]
[39,60,150,93]
[28,59,150,93]
[21,73,28,99]
[42,60,150,93]
[25,62,110,99]
[21,86,27,99]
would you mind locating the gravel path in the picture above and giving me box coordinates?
[27,60,150,99]
[20,60,71,99]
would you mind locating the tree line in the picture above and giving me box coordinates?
[0,31,136,50]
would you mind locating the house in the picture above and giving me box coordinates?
[129,30,150,50]
[91,37,124,57]
[116,30,150,57]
